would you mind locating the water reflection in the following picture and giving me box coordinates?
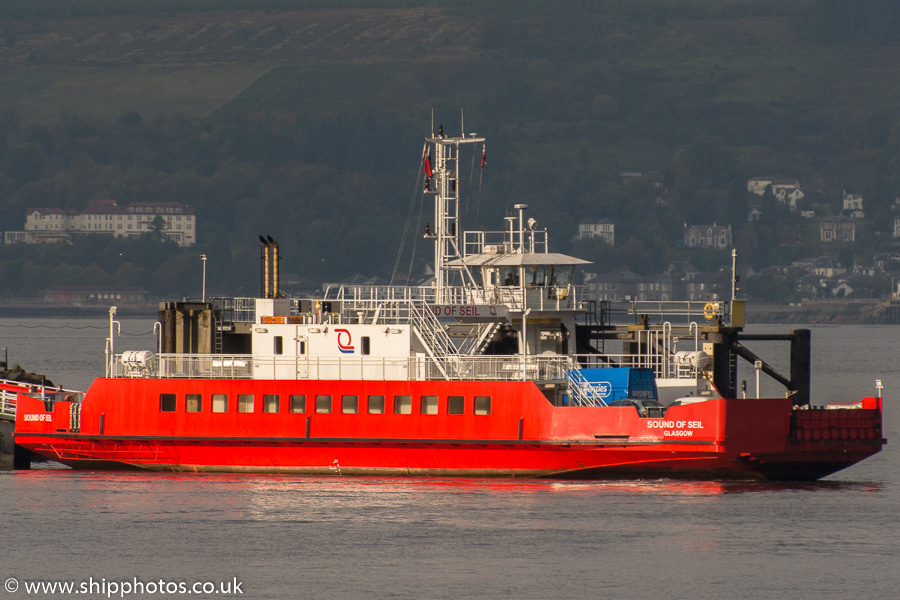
[10,468,883,517]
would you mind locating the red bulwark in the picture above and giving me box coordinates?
[15,381,884,480]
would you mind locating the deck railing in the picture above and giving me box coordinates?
[0,391,17,419]
[115,353,574,382]
[0,379,84,418]
[323,284,582,316]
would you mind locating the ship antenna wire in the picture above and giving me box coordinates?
[476,143,485,214]
[406,191,426,285]
[391,143,427,285]
[465,147,476,215]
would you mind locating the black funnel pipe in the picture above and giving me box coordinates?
[259,235,270,298]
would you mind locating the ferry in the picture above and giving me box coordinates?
[13,125,885,480]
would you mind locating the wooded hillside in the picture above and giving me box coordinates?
[2,1,900,299]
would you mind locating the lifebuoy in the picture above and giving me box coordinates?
[703,302,716,320]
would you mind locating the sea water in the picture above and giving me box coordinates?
[0,317,896,600]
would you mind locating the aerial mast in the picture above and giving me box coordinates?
[424,120,484,303]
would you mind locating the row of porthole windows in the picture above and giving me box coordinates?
[159,393,492,416]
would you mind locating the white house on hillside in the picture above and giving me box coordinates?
[577,218,615,245]
[820,216,855,243]
[843,191,864,218]
[747,177,774,195]
[683,223,732,250]
[18,199,197,247]
[747,177,804,209]
[771,179,804,209]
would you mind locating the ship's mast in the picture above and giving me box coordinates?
[425,123,484,303]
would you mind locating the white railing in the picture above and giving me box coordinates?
[462,229,549,255]
[0,379,85,418]
[409,303,458,377]
[114,344,704,384]
[622,300,729,323]
[2,379,42,418]
[323,284,581,316]
[115,353,574,382]
[465,285,579,312]
[155,354,253,379]
[456,322,501,355]
[0,391,16,419]
[326,284,439,304]
[574,352,703,381]
[566,369,610,407]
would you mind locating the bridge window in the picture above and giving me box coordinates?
[186,394,202,413]
[368,395,385,414]
[160,394,176,412]
[550,266,575,288]
[212,394,228,413]
[394,395,412,415]
[421,396,438,415]
[524,265,547,286]
[500,267,518,286]
[315,394,332,414]
[475,396,491,415]
[264,394,280,413]
[341,395,359,414]
[289,395,306,413]
[447,396,465,415]
[238,394,255,413]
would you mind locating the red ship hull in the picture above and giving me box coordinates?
[14,378,884,481]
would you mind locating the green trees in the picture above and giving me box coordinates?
[2,3,900,302]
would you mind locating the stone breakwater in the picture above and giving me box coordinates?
[0,362,55,387]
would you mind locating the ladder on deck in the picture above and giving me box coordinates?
[455,321,502,356]
[409,304,460,379]
[566,369,610,407]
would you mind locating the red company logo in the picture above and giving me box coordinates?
[335,328,355,354]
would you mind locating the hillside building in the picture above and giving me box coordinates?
[16,199,196,247]
[842,191,864,218]
[820,216,855,244]
[576,218,615,245]
[747,177,804,209]
[683,223,732,250]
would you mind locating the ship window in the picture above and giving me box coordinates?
[315,395,332,413]
[500,267,518,286]
[289,395,306,413]
[475,396,491,415]
[341,395,359,414]
[361,336,370,355]
[238,394,255,413]
[274,336,283,355]
[160,393,176,412]
[212,394,228,413]
[525,265,547,286]
[420,395,438,415]
[298,341,306,355]
[447,396,465,415]
[367,395,385,414]
[551,266,575,288]
[394,395,412,415]
[186,394,202,413]
[264,394,280,413]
